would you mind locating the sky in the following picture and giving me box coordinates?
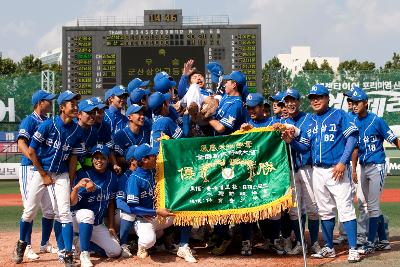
[1,0,399,67]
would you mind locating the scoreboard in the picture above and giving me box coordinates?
[62,9,262,97]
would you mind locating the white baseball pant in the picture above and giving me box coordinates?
[112,209,136,234]
[72,209,121,258]
[312,166,356,222]
[20,168,55,222]
[134,216,174,249]
[289,165,319,220]
[47,172,73,223]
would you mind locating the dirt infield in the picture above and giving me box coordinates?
[1,189,399,207]
[0,231,399,267]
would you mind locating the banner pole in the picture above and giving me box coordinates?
[287,144,307,267]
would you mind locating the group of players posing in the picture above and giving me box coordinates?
[12,60,400,266]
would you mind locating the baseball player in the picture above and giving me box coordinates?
[71,144,121,267]
[13,90,85,266]
[16,89,57,261]
[283,88,321,255]
[104,85,129,134]
[349,87,400,254]
[113,104,151,166]
[115,145,138,258]
[126,143,197,263]
[148,92,189,148]
[178,59,210,99]
[127,88,152,118]
[283,84,360,263]
[90,97,121,174]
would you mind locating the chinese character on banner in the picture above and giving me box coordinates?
[257,162,276,175]
[178,167,195,180]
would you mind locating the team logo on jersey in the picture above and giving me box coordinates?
[222,168,235,180]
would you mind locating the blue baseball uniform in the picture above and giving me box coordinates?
[151,115,185,148]
[113,119,151,157]
[73,169,118,225]
[126,167,156,211]
[354,112,398,246]
[104,105,128,134]
[71,168,121,258]
[30,116,85,173]
[214,94,246,135]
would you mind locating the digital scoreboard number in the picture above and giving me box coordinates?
[62,9,262,97]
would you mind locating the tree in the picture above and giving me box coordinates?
[302,59,319,71]
[319,59,334,73]
[16,55,43,73]
[384,52,400,69]
[0,57,17,75]
[338,59,375,72]
[261,57,291,96]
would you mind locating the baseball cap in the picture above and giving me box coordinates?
[263,99,271,107]
[78,99,98,112]
[129,88,151,104]
[104,85,128,100]
[154,72,176,93]
[206,62,224,83]
[127,78,150,94]
[57,90,81,105]
[349,87,368,101]
[308,84,329,98]
[126,104,144,117]
[269,91,285,102]
[125,145,138,162]
[31,89,57,106]
[91,144,110,157]
[90,97,106,109]
[223,71,247,88]
[133,143,159,161]
[148,92,170,110]
[344,87,356,97]
[246,93,264,107]
[283,88,301,100]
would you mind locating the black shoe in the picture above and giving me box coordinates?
[12,240,27,264]
[64,251,76,267]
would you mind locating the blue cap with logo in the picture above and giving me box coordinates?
[57,90,81,105]
[133,143,159,161]
[349,87,368,101]
[129,88,151,104]
[246,93,264,107]
[90,97,106,109]
[126,104,144,117]
[154,72,176,93]
[78,99,98,112]
[31,89,57,106]
[223,71,247,88]
[104,85,128,101]
[127,78,150,94]
[344,87,357,97]
[148,92,170,110]
[91,144,110,157]
[308,84,329,98]
[125,145,138,162]
[206,62,224,83]
[269,91,285,102]
[283,88,301,100]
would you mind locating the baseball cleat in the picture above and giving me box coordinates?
[375,240,391,251]
[24,245,40,260]
[120,244,133,258]
[177,244,197,263]
[358,242,375,254]
[39,241,58,253]
[311,246,336,258]
[241,240,252,256]
[348,249,361,263]
[79,251,93,267]
[12,240,27,264]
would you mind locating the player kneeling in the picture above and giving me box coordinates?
[71,144,121,267]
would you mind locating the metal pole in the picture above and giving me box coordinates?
[287,144,307,267]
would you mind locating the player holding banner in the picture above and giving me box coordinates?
[349,87,400,254]
[283,84,361,263]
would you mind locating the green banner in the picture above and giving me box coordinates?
[155,128,292,226]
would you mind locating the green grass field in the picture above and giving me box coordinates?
[0,176,399,232]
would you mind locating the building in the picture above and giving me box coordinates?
[277,46,339,75]
[38,48,62,65]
